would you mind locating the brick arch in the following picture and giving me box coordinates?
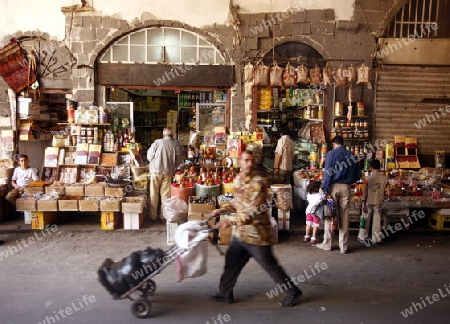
[89,21,232,67]
[256,35,331,61]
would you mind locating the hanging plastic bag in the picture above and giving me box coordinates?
[347,64,356,83]
[270,62,283,87]
[244,62,254,82]
[296,65,308,84]
[254,63,270,86]
[283,62,296,87]
[162,197,188,223]
[309,64,321,86]
[335,65,348,87]
[322,62,333,86]
[357,63,370,84]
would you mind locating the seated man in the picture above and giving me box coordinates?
[5,154,39,208]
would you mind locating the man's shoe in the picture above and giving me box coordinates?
[279,289,302,307]
[340,249,348,254]
[210,292,234,304]
[357,237,367,245]
[0,240,5,245]
[316,243,331,251]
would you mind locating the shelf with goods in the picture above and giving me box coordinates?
[254,87,326,129]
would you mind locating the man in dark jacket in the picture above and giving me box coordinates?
[317,135,361,254]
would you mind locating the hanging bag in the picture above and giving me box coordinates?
[270,61,283,87]
[244,62,254,82]
[254,62,270,87]
[322,62,333,86]
[309,64,321,86]
[296,64,308,84]
[283,62,296,87]
[357,63,370,84]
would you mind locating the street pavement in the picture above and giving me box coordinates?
[1,213,450,324]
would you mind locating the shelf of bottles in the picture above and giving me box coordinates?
[178,91,214,109]
[102,115,135,153]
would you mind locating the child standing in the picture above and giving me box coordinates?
[304,180,325,244]
[358,159,389,245]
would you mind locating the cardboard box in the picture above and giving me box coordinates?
[23,211,32,224]
[37,200,58,211]
[188,211,216,241]
[166,222,179,246]
[123,212,144,229]
[45,185,65,196]
[188,196,216,213]
[101,212,120,230]
[85,184,105,197]
[122,196,146,213]
[24,186,45,195]
[105,186,126,198]
[79,199,99,212]
[16,198,37,211]
[65,186,85,197]
[277,209,290,230]
[31,211,57,230]
[100,198,122,212]
[58,199,79,211]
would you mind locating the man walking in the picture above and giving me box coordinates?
[210,150,302,307]
[318,135,360,254]
[147,127,182,222]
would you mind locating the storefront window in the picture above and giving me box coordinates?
[100,27,225,65]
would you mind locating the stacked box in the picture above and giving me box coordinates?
[105,186,126,197]
[429,212,450,231]
[123,212,144,230]
[58,197,79,211]
[100,198,122,211]
[65,185,85,196]
[31,211,57,230]
[101,212,120,230]
[37,200,58,211]
[122,196,146,213]
[85,184,105,197]
[16,198,37,211]
[79,199,100,212]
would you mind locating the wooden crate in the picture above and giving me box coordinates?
[41,166,58,182]
[429,212,450,231]
[58,165,80,184]
[100,153,118,166]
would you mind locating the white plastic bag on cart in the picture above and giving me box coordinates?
[174,221,209,281]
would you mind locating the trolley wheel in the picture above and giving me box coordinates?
[145,279,156,295]
[131,298,152,318]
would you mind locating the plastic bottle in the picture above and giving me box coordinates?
[98,106,107,123]
[360,216,366,229]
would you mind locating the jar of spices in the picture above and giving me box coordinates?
[318,106,323,119]
[359,119,364,128]
[334,119,340,128]
[364,120,369,129]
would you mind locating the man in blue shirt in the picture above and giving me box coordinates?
[317,135,361,254]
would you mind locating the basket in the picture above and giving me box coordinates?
[131,165,149,178]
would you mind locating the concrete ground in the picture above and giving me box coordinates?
[0,212,449,324]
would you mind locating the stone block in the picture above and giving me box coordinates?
[322,9,335,21]
[242,37,258,51]
[305,9,322,22]
[292,11,307,23]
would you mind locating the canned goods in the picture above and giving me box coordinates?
[357,102,365,116]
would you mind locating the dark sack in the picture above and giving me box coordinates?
[312,199,333,220]
[98,246,164,298]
